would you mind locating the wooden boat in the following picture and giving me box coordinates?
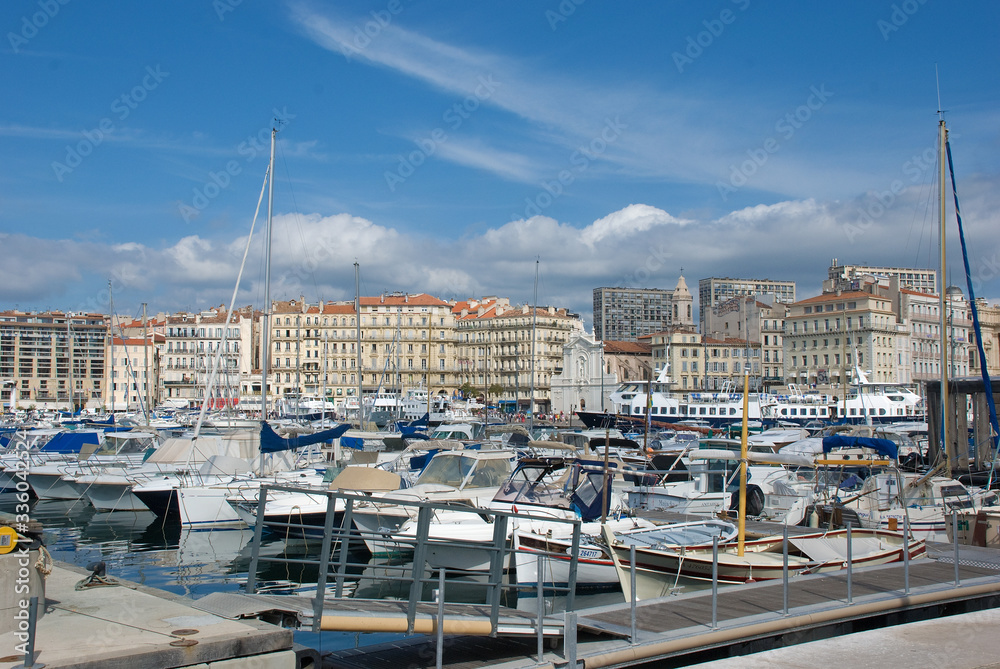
[607,526,926,600]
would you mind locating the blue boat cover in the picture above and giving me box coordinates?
[340,436,365,450]
[42,432,101,453]
[259,422,351,453]
[822,435,897,460]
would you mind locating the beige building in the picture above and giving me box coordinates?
[971,299,1000,376]
[601,340,651,387]
[646,330,760,393]
[107,333,162,412]
[453,297,583,414]
[160,306,257,410]
[266,294,456,410]
[783,289,906,390]
[0,310,107,412]
[898,287,970,388]
[702,295,786,389]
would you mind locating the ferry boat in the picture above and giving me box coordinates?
[762,368,923,425]
[576,367,774,431]
[577,365,923,430]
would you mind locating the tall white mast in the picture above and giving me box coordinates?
[108,279,115,414]
[261,127,276,422]
[355,261,363,426]
[939,116,951,476]
[529,258,538,431]
[142,302,150,424]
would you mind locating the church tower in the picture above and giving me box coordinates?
[672,274,694,328]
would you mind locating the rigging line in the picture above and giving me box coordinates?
[193,165,269,439]
[277,139,321,300]
[904,128,941,269]
[946,138,1000,455]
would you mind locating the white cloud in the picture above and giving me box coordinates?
[5,178,1000,328]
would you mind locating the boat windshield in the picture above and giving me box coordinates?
[493,460,612,520]
[415,453,510,488]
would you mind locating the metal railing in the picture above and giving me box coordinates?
[244,484,583,639]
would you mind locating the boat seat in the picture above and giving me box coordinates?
[788,536,886,562]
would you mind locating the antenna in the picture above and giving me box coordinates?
[935,64,945,122]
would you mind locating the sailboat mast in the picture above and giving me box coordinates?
[142,302,150,424]
[939,118,951,477]
[261,127,276,422]
[355,261,363,426]
[109,280,115,414]
[529,258,539,431]
[67,318,74,413]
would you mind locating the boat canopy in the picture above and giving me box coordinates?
[822,435,897,460]
[40,431,101,453]
[259,421,350,454]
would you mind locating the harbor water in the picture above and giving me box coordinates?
[8,495,628,656]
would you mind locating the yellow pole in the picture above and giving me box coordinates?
[738,370,749,557]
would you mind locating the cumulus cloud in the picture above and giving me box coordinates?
[4,178,1000,327]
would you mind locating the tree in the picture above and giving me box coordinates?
[487,383,504,398]
[459,382,476,399]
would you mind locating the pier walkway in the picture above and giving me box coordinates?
[319,545,1000,669]
[0,562,295,669]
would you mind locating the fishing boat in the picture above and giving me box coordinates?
[607,526,926,598]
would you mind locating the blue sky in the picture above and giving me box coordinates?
[2,1,999,328]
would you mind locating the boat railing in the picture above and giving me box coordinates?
[244,484,583,636]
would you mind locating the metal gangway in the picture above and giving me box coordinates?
[241,483,584,642]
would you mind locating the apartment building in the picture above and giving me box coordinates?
[827,258,937,294]
[454,297,584,414]
[646,330,761,392]
[698,277,795,333]
[899,286,970,387]
[592,276,693,342]
[702,295,786,388]
[160,306,256,409]
[783,289,906,389]
[106,333,163,412]
[267,294,457,408]
[0,310,107,411]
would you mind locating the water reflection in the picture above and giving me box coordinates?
[17,498,633,652]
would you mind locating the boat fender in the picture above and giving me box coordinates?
[809,508,820,528]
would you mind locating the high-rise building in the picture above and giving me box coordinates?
[698,277,796,332]
[0,310,108,411]
[593,276,693,342]
[827,259,937,294]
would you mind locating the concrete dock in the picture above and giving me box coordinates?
[0,562,295,669]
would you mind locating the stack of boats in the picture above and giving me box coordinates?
[5,410,1000,602]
